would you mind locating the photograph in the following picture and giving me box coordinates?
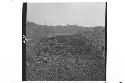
[22,2,107,81]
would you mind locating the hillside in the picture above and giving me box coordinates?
[26,21,97,39]
[26,21,105,81]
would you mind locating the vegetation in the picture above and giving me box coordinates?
[26,21,106,81]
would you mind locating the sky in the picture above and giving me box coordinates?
[27,2,105,27]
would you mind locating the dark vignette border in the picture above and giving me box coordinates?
[22,2,27,81]
[105,2,107,81]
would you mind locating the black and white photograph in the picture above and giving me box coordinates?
[2,0,125,83]
[23,2,107,81]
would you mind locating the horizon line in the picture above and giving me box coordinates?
[26,20,105,27]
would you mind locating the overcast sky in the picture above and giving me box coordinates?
[27,2,105,27]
